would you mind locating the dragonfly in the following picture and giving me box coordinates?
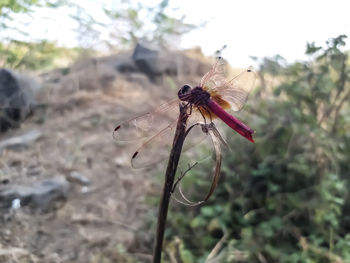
[113,57,256,168]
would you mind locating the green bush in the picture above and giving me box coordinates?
[165,35,350,262]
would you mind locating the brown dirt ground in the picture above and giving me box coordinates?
[0,49,212,263]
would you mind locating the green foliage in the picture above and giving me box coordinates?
[0,0,65,13]
[0,39,81,70]
[0,0,65,30]
[165,35,350,262]
[0,0,40,15]
[0,0,72,71]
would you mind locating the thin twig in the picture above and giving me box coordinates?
[206,231,228,262]
[171,162,198,194]
[153,103,190,263]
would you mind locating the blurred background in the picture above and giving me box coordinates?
[1,0,350,262]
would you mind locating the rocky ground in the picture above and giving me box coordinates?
[0,46,211,263]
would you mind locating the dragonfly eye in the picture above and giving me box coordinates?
[182,85,191,93]
[178,84,192,99]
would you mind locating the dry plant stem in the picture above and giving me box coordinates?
[153,103,189,263]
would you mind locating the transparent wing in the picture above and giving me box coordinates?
[113,98,180,142]
[215,68,256,111]
[130,109,207,169]
[201,57,256,112]
[131,120,178,168]
[200,57,228,92]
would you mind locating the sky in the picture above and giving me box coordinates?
[180,0,350,66]
[7,0,350,67]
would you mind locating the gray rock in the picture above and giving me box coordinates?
[0,69,37,132]
[132,43,177,80]
[115,57,138,73]
[0,129,42,152]
[0,176,70,211]
[67,171,90,185]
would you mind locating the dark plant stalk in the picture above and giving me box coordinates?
[153,103,189,263]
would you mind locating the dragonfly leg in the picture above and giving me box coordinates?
[182,102,192,116]
[202,105,213,122]
[189,103,193,115]
[197,107,207,125]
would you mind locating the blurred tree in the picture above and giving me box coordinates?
[250,55,287,97]
[103,0,196,48]
[67,0,197,50]
[1,0,198,69]
[0,0,65,33]
[0,0,72,70]
[0,39,80,70]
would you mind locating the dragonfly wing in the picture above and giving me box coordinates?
[113,98,180,142]
[215,67,257,111]
[200,57,228,92]
[131,120,177,168]
[200,57,256,112]
[131,109,207,169]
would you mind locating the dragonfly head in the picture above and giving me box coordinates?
[178,84,192,101]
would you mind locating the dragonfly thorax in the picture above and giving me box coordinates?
[178,85,210,106]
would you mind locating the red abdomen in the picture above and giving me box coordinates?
[207,99,254,143]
